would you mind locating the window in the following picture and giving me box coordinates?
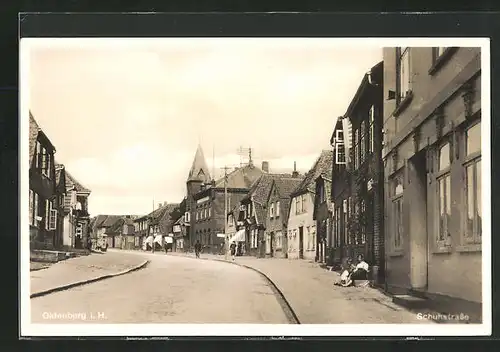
[464,121,481,244]
[335,142,346,165]
[276,231,282,249]
[311,226,316,251]
[302,194,307,213]
[208,207,211,218]
[354,129,359,168]
[196,211,199,221]
[343,199,349,245]
[295,196,301,215]
[276,201,280,218]
[369,106,375,153]
[45,199,50,230]
[29,189,34,226]
[360,121,366,163]
[184,212,190,223]
[252,204,256,218]
[397,47,411,103]
[358,200,367,244]
[432,47,448,63]
[49,206,57,230]
[437,143,451,245]
[35,142,41,168]
[393,182,404,251]
[270,203,275,218]
[306,226,311,250]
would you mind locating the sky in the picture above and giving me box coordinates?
[27,38,382,216]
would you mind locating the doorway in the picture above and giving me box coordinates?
[298,226,304,259]
[409,149,428,291]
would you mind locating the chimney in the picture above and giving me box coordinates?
[292,161,299,178]
[261,161,269,173]
[164,201,168,207]
[158,203,162,209]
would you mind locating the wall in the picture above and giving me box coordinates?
[287,193,316,260]
[63,216,73,247]
[265,184,287,258]
[383,47,482,302]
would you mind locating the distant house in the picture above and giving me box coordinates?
[264,175,303,258]
[121,216,137,250]
[239,171,295,257]
[133,214,149,250]
[105,217,126,248]
[62,170,92,249]
[29,112,58,250]
[171,199,187,251]
[288,150,333,261]
[313,173,334,264]
[92,215,123,248]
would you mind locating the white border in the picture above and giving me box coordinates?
[20,37,491,337]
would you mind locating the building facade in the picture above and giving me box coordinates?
[264,177,303,258]
[186,145,264,253]
[29,112,59,250]
[330,61,385,283]
[382,47,482,304]
[63,171,92,249]
[313,174,333,264]
[288,151,332,261]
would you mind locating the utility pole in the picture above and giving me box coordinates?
[221,165,230,260]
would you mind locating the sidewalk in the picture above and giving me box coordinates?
[170,251,431,324]
[30,251,148,296]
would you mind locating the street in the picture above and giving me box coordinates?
[30,252,290,324]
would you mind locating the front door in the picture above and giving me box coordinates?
[270,232,274,257]
[298,226,304,259]
[409,150,428,290]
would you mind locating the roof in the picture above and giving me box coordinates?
[55,164,65,186]
[101,215,123,228]
[291,150,334,197]
[106,217,125,234]
[345,60,383,119]
[272,177,304,199]
[243,173,298,225]
[187,145,212,183]
[214,163,264,189]
[66,171,91,194]
[147,203,181,225]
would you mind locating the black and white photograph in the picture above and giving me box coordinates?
[20,36,490,337]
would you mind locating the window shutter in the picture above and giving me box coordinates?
[29,190,34,226]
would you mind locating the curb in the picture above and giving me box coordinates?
[30,259,150,299]
[173,253,300,324]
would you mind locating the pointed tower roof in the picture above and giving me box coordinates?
[187,144,212,183]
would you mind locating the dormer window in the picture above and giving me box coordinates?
[270,203,275,218]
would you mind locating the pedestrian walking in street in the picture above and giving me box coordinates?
[230,241,237,261]
[194,240,202,259]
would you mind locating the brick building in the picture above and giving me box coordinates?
[313,173,333,264]
[382,47,482,307]
[185,145,264,253]
[330,61,385,283]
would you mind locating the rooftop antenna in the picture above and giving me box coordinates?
[238,146,252,167]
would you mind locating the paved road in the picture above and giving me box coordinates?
[30,252,290,324]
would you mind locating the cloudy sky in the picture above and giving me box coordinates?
[26,38,382,216]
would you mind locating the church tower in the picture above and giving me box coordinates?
[186,144,211,246]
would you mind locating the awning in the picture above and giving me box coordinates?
[229,229,245,243]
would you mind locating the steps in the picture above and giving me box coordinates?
[392,294,429,309]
